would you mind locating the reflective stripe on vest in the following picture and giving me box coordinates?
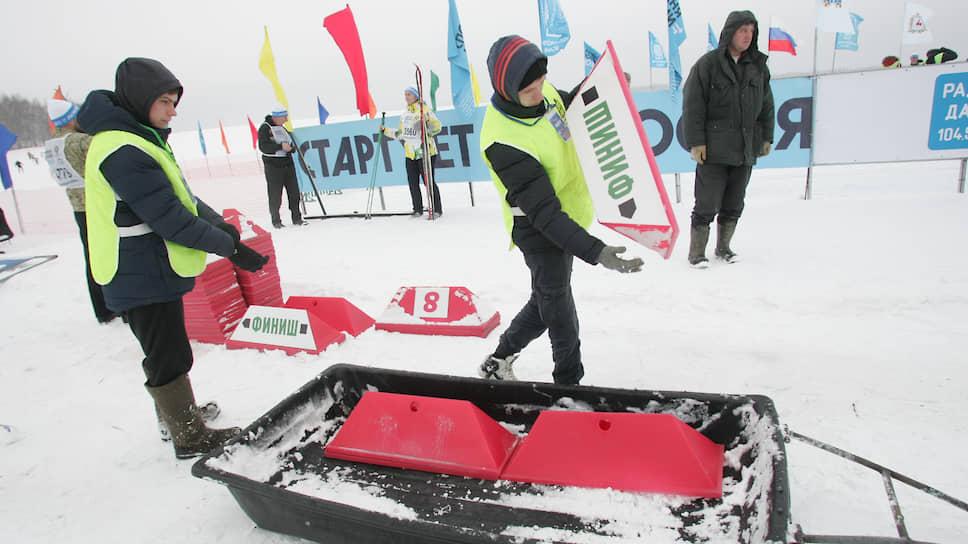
[479,82,595,247]
[84,130,206,285]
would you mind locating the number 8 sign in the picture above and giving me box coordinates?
[413,287,450,319]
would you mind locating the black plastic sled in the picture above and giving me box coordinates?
[192,364,792,543]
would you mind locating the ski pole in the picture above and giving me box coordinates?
[366,113,386,220]
[290,135,327,216]
[415,64,435,220]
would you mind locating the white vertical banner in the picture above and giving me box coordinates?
[566,41,679,259]
[901,2,934,44]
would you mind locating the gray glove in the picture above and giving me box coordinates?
[597,246,644,273]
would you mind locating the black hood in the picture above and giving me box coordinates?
[77,89,170,143]
[114,57,183,127]
[718,10,760,53]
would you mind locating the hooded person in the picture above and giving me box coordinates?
[379,85,443,217]
[257,102,308,228]
[681,10,775,268]
[77,57,269,459]
[477,35,643,386]
[44,98,118,323]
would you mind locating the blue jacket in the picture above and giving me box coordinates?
[77,90,235,312]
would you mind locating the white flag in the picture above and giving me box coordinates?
[816,0,853,33]
[901,2,933,44]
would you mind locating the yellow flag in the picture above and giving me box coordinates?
[470,65,482,106]
[259,26,292,130]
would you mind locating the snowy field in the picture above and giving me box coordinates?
[1,142,967,542]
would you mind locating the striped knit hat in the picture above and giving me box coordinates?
[47,99,80,127]
[486,35,547,105]
[270,103,288,117]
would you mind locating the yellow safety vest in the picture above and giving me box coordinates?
[480,82,594,246]
[85,130,206,285]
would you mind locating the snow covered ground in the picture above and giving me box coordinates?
[1,141,967,542]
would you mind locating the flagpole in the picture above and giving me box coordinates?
[9,186,25,234]
[804,27,821,201]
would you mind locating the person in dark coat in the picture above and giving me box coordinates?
[925,47,958,64]
[477,35,643,385]
[682,10,774,268]
[258,104,305,228]
[78,57,269,459]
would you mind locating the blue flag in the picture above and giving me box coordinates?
[584,42,601,76]
[1,122,18,190]
[317,96,330,125]
[835,13,864,51]
[708,23,719,51]
[196,122,207,156]
[447,0,475,119]
[667,0,687,102]
[649,32,668,69]
[538,0,571,56]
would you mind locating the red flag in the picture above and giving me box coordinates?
[219,121,231,154]
[50,85,66,134]
[324,5,376,118]
[247,116,258,150]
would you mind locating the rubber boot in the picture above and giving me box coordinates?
[688,224,710,268]
[155,400,221,442]
[146,374,240,459]
[715,220,738,263]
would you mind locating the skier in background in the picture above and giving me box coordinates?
[380,87,443,218]
[258,104,307,229]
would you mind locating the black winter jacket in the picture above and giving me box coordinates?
[77,90,235,312]
[682,10,775,166]
[484,87,605,265]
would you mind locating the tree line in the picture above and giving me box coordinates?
[0,94,51,149]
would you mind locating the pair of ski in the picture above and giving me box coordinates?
[365,65,437,221]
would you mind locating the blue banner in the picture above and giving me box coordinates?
[447,0,475,119]
[196,121,207,156]
[649,32,668,69]
[290,78,814,192]
[835,13,864,51]
[317,97,329,125]
[928,73,968,150]
[667,0,687,102]
[584,42,601,76]
[707,23,719,51]
[538,0,571,56]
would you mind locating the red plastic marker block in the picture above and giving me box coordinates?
[374,286,500,337]
[501,412,724,497]
[284,296,374,337]
[324,392,519,480]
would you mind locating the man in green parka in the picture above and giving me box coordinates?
[682,10,774,268]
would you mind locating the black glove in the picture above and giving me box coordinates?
[216,222,241,244]
[597,245,644,274]
[230,242,270,272]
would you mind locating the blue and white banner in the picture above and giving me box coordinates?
[835,12,864,51]
[291,78,815,192]
[649,32,668,69]
[584,42,601,76]
[928,73,968,150]
[666,0,687,102]
[538,0,571,56]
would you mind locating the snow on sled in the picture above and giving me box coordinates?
[192,364,791,543]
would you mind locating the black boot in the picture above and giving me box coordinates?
[688,224,710,268]
[146,374,240,459]
[715,220,738,263]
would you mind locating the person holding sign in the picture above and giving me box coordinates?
[44,98,117,323]
[477,35,643,386]
[380,87,443,218]
[682,10,774,268]
[78,57,268,459]
[259,104,306,228]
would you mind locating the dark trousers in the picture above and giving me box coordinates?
[691,163,753,226]
[126,299,193,387]
[264,164,302,225]
[493,247,584,385]
[74,211,113,323]
[405,155,442,214]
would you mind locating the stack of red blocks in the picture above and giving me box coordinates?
[182,209,284,344]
